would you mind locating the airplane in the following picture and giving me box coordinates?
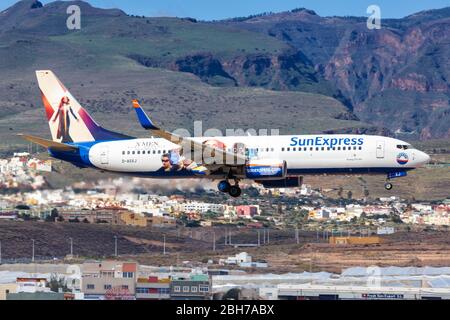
[20,70,431,198]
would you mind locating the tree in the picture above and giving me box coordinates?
[347,190,353,200]
[45,208,59,222]
[363,189,370,198]
[337,187,343,198]
[48,273,69,293]
[222,288,241,300]
[186,220,201,228]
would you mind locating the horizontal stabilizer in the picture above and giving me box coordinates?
[18,134,78,152]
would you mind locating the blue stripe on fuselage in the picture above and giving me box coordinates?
[48,140,124,168]
[286,167,414,175]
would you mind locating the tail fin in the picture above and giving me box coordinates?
[36,70,131,143]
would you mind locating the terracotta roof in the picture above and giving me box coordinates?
[122,263,137,273]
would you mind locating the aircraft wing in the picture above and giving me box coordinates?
[18,134,79,152]
[132,100,246,168]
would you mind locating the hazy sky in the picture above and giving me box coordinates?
[1,0,449,20]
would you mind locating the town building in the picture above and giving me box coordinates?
[170,274,211,300]
[136,276,171,300]
[81,261,137,300]
[235,205,260,218]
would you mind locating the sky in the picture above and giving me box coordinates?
[1,0,449,20]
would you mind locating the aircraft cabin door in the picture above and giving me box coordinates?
[376,141,385,159]
[100,147,109,165]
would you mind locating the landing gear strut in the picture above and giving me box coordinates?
[217,179,242,197]
[384,182,393,190]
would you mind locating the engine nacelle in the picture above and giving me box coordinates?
[245,159,287,180]
[258,176,303,188]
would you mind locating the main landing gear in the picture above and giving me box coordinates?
[217,180,241,197]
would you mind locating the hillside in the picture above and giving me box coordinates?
[0,1,383,149]
[0,1,448,143]
[222,8,450,140]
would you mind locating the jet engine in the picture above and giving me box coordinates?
[245,159,287,180]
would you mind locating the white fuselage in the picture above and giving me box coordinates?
[86,134,430,179]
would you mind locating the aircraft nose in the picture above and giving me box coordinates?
[417,151,431,166]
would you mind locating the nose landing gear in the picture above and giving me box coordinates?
[217,179,242,197]
[384,182,393,190]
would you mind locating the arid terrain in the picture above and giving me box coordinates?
[1,220,448,274]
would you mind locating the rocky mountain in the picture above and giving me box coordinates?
[0,1,448,142]
[222,8,450,140]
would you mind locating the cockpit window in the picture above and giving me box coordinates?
[396,144,410,150]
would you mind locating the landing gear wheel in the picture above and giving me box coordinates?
[384,182,393,190]
[229,185,242,198]
[217,180,231,193]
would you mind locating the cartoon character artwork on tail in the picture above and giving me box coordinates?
[37,70,131,143]
[51,96,78,143]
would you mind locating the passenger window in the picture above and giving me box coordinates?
[127,151,130,155]
[327,147,331,151]
[137,151,140,154]
[358,146,362,150]
[287,147,290,151]
[321,147,324,151]
[353,146,357,150]
[315,147,319,151]
[132,151,135,155]
[337,147,341,151]
[293,147,296,151]
[332,147,336,151]
[310,147,313,151]
[122,151,125,155]
[281,148,285,152]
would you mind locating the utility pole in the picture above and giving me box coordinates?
[114,236,118,257]
[31,239,35,262]
[163,235,166,255]
[257,230,261,247]
[295,228,299,244]
[212,232,216,252]
[228,230,232,245]
[267,229,270,244]
[0,240,2,264]
[263,229,266,244]
[224,228,227,245]
[69,237,73,256]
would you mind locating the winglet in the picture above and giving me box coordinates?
[132,99,159,130]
